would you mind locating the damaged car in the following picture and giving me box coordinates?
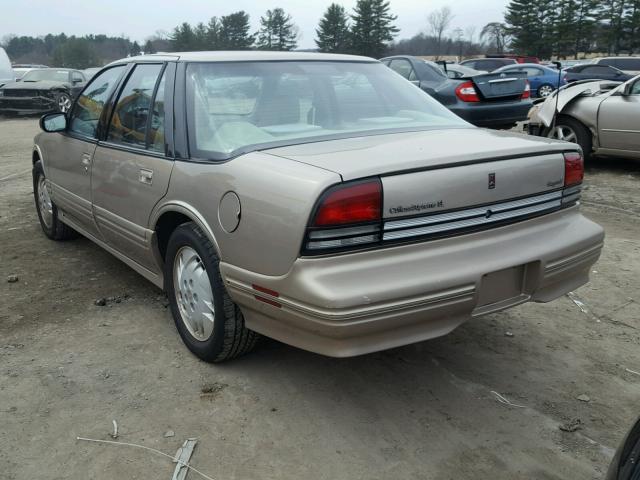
[0,68,86,114]
[528,76,640,160]
[381,55,532,129]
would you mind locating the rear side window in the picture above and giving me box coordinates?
[582,65,613,74]
[603,58,640,70]
[107,63,164,150]
[69,66,126,138]
[389,59,416,81]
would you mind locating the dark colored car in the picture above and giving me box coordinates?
[0,68,86,114]
[494,63,567,97]
[381,55,531,129]
[459,57,518,72]
[564,64,633,83]
[606,416,640,480]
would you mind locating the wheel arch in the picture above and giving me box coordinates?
[556,112,598,149]
[151,202,222,270]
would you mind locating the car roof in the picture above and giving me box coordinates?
[108,51,376,66]
[498,63,555,71]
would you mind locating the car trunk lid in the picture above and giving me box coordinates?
[470,71,527,100]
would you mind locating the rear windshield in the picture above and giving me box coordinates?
[22,69,69,82]
[186,61,467,160]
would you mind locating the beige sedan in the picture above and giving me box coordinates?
[33,52,604,362]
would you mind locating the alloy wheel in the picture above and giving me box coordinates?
[172,246,216,341]
[37,175,53,229]
[538,85,554,97]
[547,125,577,143]
[57,94,72,113]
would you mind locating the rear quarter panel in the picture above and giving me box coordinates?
[152,152,341,276]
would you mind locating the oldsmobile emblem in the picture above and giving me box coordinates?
[488,173,496,189]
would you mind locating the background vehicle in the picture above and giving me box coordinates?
[590,56,640,75]
[83,67,101,80]
[0,47,15,87]
[528,76,640,160]
[0,68,86,114]
[494,63,567,97]
[382,55,531,129]
[440,63,485,79]
[33,52,602,363]
[487,54,541,64]
[606,416,640,480]
[564,64,632,83]
[459,57,517,72]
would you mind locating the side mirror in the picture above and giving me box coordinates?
[622,81,635,96]
[39,112,67,132]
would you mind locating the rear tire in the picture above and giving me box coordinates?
[55,91,72,113]
[545,116,592,161]
[537,83,554,98]
[33,160,78,241]
[165,222,260,363]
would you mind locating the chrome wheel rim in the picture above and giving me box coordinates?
[37,175,53,228]
[58,94,71,113]
[539,85,554,97]
[173,246,215,341]
[548,125,577,143]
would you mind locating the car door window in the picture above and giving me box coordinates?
[107,63,163,149]
[582,66,611,75]
[148,71,167,153]
[630,80,640,95]
[69,65,126,138]
[389,59,415,81]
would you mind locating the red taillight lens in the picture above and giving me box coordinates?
[521,80,531,99]
[313,180,382,226]
[455,81,480,102]
[564,152,584,186]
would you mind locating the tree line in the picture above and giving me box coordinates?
[503,0,640,59]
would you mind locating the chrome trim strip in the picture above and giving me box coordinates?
[545,243,603,274]
[383,199,562,241]
[385,191,563,232]
[309,224,379,240]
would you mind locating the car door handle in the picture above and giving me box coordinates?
[81,153,91,172]
[139,168,153,185]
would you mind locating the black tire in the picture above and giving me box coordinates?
[165,222,260,363]
[537,83,555,98]
[547,116,593,161]
[54,91,72,113]
[33,160,78,241]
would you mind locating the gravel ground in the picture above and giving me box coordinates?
[1,117,639,480]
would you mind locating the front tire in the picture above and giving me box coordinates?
[545,116,593,160]
[165,222,259,363]
[33,160,77,241]
[55,92,72,113]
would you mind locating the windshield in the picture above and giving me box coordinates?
[186,61,468,160]
[22,69,68,82]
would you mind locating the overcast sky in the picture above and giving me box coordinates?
[0,0,508,48]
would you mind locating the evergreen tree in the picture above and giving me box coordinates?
[256,8,298,51]
[206,17,221,49]
[315,4,350,53]
[505,0,555,58]
[350,0,398,58]
[219,11,254,49]
[170,23,197,51]
[143,40,155,54]
[193,22,209,49]
[129,41,141,56]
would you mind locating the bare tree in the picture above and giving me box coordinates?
[427,6,454,58]
[480,22,509,54]
[464,25,477,44]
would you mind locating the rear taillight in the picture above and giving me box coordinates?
[455,81,480,102]
[562,151,584,205]
[521,80,531,99]
[304,179,382,253]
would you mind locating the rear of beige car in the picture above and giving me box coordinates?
[214,129,603,357]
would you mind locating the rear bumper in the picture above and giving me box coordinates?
[451,101,531,128]
[221,206,604,357]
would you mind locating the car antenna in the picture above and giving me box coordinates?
[550,61,562,136]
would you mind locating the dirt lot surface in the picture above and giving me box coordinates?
[1,117,639,480]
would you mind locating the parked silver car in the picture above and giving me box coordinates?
[528,75,640,160]
[33,52,604,362]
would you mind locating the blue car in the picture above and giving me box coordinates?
[494,63,567,98]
